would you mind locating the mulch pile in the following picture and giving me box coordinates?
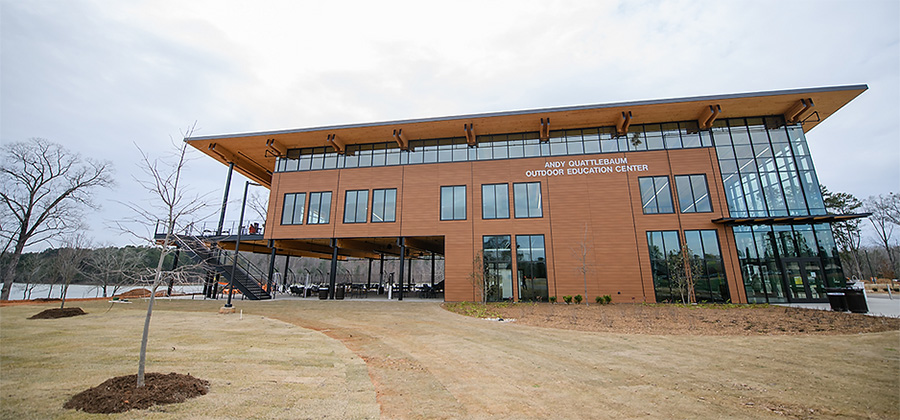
[446,303,900,336]
[28,307,87,319]
[64,372,209,414]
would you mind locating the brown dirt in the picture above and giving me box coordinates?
[445,302,900,335]
[27,307,87,319]
[63,372,209,414]
[114,288,168,299]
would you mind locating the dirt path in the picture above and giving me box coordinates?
[245,300,899,420]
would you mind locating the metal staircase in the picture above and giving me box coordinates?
[174,235,272,300]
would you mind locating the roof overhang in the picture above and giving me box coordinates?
[712,213,871,226]
[186,84,867,184]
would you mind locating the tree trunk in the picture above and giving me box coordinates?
[0,242,25,300]
[138,243,169,388]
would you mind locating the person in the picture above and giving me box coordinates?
[249,222,259,234]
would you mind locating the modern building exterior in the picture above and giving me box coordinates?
[186,85,868,304]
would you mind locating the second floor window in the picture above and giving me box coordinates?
[482,184,510,219]
[307,191,332,224]
[371,188,397,223]
[513,182,542,218]
[675,174,712,213]
[441,185,466,221]
[639,176,674,214]
[344,190,368,223]
[281,192,306,225]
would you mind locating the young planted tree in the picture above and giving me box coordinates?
[468,251,486,303]
[666,243,702,304]
[572,224,594,305]
[0,138,114,300]
[117,125,211,387]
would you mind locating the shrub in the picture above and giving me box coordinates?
[574,294,583,304]
[549,296,557,303]
[893,287,899,292]
[595,295,603,304]
[562,295,573,304]
[603,295,612,304]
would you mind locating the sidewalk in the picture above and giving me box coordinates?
[778,293,900,318]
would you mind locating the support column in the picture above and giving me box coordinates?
[379,254,384,287]
[216,162,235,236]
[431,252,436,288]
[329,239,339,299]
[367,258,373,290]
[282,255,291,292]
[407,257,413,291]
[167,248,180,297]
[267,241,277,298]
[398,238,405,301]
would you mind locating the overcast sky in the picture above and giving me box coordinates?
[2,0,898,250]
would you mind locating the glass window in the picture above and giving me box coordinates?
[482,184,510,219]
[565,130,584,155]
[483,235,513,302]
[307,192,332,224]
[371,188,397,223]
[507,133,525,159]
[681,121,702,148]
[647,230,681,303]
[627,125,646,151]
[674,174,712,213]
[549,131,567,156]
[440,185,466,221]
[423,140,438,163]
[523,136,542,157]
[513,182,543,218]
[644,124,664,150]
[517,235,548,302]
[582,128,601,154]
[281,192,306,225]
[407,141,424,164]
[662,123,682,149]
[343,190,368,223]
[684,230,730,303]
[639,176,674,214]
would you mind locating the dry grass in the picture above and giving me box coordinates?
[1,298,898,419]
[0,300,377,419]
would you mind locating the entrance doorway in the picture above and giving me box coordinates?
[782,258,826,302]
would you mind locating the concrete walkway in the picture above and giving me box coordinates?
[778,293,900,318]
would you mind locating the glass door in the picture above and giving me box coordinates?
[782,258,826,302]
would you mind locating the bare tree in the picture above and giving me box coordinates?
[52,233,92,308]
[87,245,145,298]
[246,190,269,226]
[0,138,114,300]
[864,193,899,276]
[572,224,593,305]
[666,243,701,304]
[117,124,210,387]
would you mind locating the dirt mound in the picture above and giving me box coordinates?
[64,372,209,414]
[115,288,167,299]
[28,307,87,319]
[445,302,900,335]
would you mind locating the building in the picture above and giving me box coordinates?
[186,85,868,304]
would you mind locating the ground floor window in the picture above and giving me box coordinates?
[734,223,843,303]
[516,235,548,301]
[647,230,682,302]
[483,235,513,302]
[683,230,729,302]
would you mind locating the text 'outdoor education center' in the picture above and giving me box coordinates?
[187,85,868,304]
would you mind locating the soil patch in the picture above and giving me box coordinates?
[115,288,167,299]
[64,372,209,414]
[444,302,900,335]
[28,307,87,319]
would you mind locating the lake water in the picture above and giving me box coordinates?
[5,283,205,301]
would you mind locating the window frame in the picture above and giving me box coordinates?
[371,188,397,223]
[513,182,543,219]
[674,174,713,213]
[440,185,467,221]
[306,191,332,224]
[639,176,675,214]
[343,189,369,224]
[280,192,306,225]
[481,183,510,220]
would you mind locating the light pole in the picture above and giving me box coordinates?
[225,180,261,309]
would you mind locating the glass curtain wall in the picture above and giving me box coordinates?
[516,235,548,301]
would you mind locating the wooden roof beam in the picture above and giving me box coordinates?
[403,237,444,255]
[208,143,272,186]
[698,105,722,130]
[616,111,633,136]
[392,129,409,150]
[464,124,476,147]
[266,138,286,157]
[785,98,815,124]
[326,134,346,154]
[539,118,550,142]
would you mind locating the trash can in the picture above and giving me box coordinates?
[844,288,868,313]
[825,288,848,312]
[335,285,345,300]
[318,287,329,300]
